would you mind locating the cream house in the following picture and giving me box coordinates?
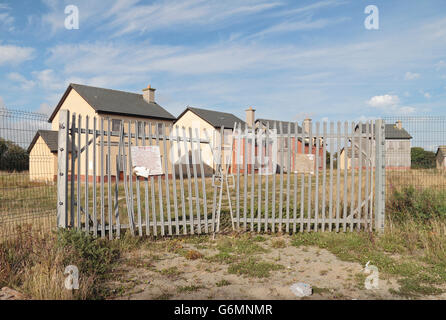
[28,83,176,181]
[174,107,245,175]
[436,146,446,170]
[339,121,412,170]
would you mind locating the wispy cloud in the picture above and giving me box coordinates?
[253,17,350,37]
[0,3,14,31]
[8,73,35,90]
[404,72,420,80]
[0,44,34,65]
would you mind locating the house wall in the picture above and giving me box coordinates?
[174,110,221,175]
[437,154,446,169]
[29,136,57,182]
[386,139,411,169]
[340,137,411,170]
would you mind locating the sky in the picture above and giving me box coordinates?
[0,0,446,123]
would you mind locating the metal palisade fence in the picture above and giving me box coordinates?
[57,110,216,238]
[228,120,385,233]
[57,109,386,238]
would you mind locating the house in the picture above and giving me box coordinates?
[28,83,176,181]
[174,106,245,175]
[27,130,61,182]
[231,107,324,174]
[436,146,446,170]
[339,120,412,170]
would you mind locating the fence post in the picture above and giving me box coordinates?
[374,119,386,233]
[57,110,70,228]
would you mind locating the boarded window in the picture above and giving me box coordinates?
[112,119,121,132]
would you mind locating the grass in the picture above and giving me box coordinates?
[216,279,231,287]
[228,258,284,278]
[177,285,204,293]
[0,226,120,300]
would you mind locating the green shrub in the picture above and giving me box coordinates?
[411,147,436,169]
[56,229,120,280]
[0,138,29,172]
[387,186,446,223]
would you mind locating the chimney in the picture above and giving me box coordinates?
[245,106,256,128]
[303,118,312,133]
[142,84,156,103]
[396,120,402,130]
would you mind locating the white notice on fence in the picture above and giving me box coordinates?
[131,146,163,177]
[294,154,315,175]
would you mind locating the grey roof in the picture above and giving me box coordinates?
[49,83,176,122]
[359,123,412,140]
[177,107,245,129]
[256,119,303,134]
[28,130,58,153]
[437,146,446,157]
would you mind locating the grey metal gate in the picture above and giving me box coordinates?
[225,119,385,233]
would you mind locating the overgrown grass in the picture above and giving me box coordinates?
[0,225,121,300]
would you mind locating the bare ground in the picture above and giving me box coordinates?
[106,235,442,300]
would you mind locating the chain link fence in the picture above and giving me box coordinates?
[0,108,56,242]
[383,116,446,191]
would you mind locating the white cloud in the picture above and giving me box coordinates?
[8,73,35,90]
[0,3,14,31]
[0,44,34,65]
[404,72,420,80]
[40,0,281,35]
[253,17,350,37]
[367,94,400,108]
[37,103,53,115]
[281,0,347,15]
[31,69,66,91]
[367,94,415,114]
[398,106,416,114]
[424,92,432,99]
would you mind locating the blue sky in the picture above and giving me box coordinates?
[0,0,445,122]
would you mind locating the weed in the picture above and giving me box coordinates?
[185,250,204,260]
[271,238,286,248]
[216,279,231,287]
[177,285,203,293]
[228,258,283,278]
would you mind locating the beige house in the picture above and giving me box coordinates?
[174,107,245,174]
[28,83,176,181]
[339,121,412,170]
[436,146,446,170]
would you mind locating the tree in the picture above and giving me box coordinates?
[0,138,29,171]
[411,147,436,169]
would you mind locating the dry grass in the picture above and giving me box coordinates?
[0,225,121,300]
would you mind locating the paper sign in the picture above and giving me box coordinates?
[131,146,163,177]
[294,154,315,175]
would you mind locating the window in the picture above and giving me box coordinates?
[157,123,164,136]
[112,119,121,132]
[137,121,145,134]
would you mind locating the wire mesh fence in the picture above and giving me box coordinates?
[0,108,56,242]
[383,116,446,192]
